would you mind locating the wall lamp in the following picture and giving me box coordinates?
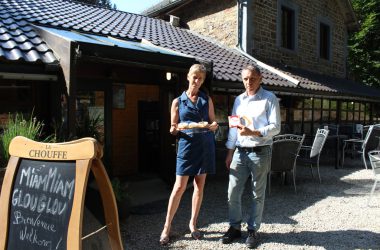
[166,72,172,81]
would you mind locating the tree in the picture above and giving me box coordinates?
[348,0,380,87]
[75,0,116,9]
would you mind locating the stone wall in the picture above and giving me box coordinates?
[173,0,238,48]
[169,0,348,78]
[251,0,347,78]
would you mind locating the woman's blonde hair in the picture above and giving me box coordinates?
[188,64,207,75]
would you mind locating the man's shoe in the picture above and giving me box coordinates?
[245,230,260,249]
[221,226,241,244]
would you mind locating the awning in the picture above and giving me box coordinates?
[33,25,198,93]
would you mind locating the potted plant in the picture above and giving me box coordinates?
[111,178,131,221]
[0,112,53,191]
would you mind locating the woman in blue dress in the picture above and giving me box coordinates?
[160,64,218,245]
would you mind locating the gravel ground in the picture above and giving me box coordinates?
[121,161,380,250]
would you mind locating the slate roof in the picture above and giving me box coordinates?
[0,0,379,100]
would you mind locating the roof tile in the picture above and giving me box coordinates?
[0,0,378,99]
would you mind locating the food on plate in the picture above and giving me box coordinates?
[241,115,252,127]
[198,121,209,127]
[177,122,189,129]
[188,122,199,128]
[177,121,210,130]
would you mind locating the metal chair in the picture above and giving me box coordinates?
[360,125,380,169]
[297,129,329,183]
[269,134,305,193]
[367,150,380,206]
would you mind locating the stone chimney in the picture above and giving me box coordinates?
[169,15,180,27]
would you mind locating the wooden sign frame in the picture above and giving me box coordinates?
[0,136,123,250]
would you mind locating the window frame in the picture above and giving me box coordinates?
[317,17,333,61]
[276,0,299,52]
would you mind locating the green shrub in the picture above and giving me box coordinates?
[76,112,104,143]
[111,178,128,202]
[0,112,53,166]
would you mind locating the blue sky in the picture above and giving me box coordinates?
[111,0,162,14]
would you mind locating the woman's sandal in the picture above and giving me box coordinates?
[159,235,170,246]
[190,230,202,240]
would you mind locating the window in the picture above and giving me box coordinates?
[319,23,331,59]
[340,101,370,124]
[277,1,298,51]
[281,6,295,50]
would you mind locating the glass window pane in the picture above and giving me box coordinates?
[347,112,353,121]
[322,111,329,121]
[304,98,312,109]
[293,97,303,109]
[354,102,360,111]
[281,108,287,122]
[347,102,354,110]
[360,112,365,121]
[304,110,312,121]
[330,111,337,120]
[341,102,347,110]
[341,111,347,120]
[330,100,337,109]
[213,95,228,123]
[294,110,303,121]
[354,112,359,121]
[314,98,321,109]
[314,110,321,122]
[322,99,330,109]
[76,90,105,143]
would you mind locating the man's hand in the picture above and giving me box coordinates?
[237,125,262,137]
[225,149,234,170]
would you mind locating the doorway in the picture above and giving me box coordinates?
[138,101,160,173]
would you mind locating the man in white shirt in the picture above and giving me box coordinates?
[221,65,281,248]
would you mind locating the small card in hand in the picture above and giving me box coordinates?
[228,115,240,128]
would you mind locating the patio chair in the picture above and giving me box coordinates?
[360,125,380,169]
[341,124,373,167]
[297,128,329,183]
[367,150,380,206]
[269,134,305,194]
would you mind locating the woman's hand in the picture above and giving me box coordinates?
[208,121,218,132]
[170,124,178,135]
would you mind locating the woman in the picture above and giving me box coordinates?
[159,64,218,245]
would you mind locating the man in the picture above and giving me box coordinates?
[221,65,281,248]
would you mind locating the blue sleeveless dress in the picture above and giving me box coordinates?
[176,91,216,176]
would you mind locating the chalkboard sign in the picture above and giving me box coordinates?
[7,159,75,249]
[0,136,123,250]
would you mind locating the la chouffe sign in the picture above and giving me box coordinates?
[0,136,123,250]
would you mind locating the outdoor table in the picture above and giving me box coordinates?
[341,138,364,167]
[326,134,348,169]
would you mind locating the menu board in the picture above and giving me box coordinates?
[0,136,123,250]
[7,159,75,249]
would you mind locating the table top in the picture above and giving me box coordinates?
[344,138,364,143]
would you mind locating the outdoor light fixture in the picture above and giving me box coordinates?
[166,72,172,81]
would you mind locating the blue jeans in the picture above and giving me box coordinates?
[228,146,271,231]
